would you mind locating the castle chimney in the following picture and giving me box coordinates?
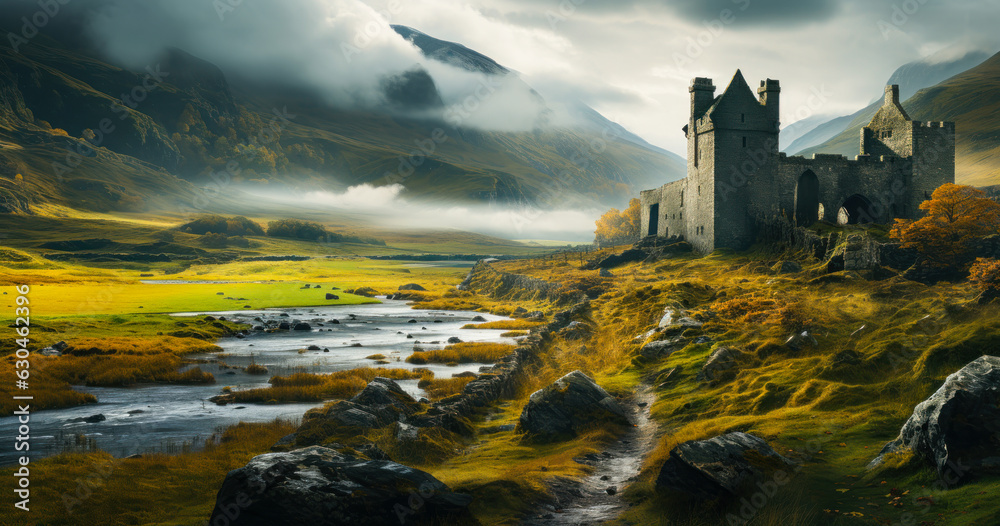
[757,78,780,128]
[690,77,716,120]
[885,85,900,105]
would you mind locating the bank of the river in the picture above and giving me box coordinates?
[0,300,515,465]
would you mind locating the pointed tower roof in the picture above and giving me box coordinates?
[701,69,756,119]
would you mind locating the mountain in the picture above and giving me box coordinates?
[778,113,838,151]
[799,51,1000,186]
[0,24,683,217]
[390,25,685,173]
[786,49,991,153]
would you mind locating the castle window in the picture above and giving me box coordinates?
[680,190,684,207]
[741,113,745,123]
[742,137,747,148]
[680,211,683,220]
[698,185,701,196]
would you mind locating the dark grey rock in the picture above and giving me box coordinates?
[447,337,463,344]
[208,446,473,525]
[69,414,106,424]
[696,347,743,382]
[640,336,686,360]
[656,432,795,500]
[869,356,1000,480]
[399,283,427,291]
[518,370,629,441]
[292,322,312,331]
[599,268,613,278]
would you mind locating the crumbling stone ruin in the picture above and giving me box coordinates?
[640,70,955,253]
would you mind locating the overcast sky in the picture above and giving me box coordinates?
[360,0,1000,153]
[11,0,999,155]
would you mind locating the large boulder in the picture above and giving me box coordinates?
[656,432,796,500]
[869,355,1000,480]
[399,283,427,291]
[208,446,473,525]
[294,378,422,443]
[518,370,629,441]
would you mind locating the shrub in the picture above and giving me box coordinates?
[265,219,327,240]
[265,218,386,245]
[969,258,1000,302]
[891,184,1000,271]
[180,215,264,236]
[595,198,641,246]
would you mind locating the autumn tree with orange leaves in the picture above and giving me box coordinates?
[595,198,641,246]
[890,184,1000,270]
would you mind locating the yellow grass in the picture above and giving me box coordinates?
[461,319,544,330]
[405,342,516,365]
[212,367,431,404]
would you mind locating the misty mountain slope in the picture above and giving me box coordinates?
[391,25,686,173]
[798,51,1000,186]
[787,49,991,153]
[0,24,682,214]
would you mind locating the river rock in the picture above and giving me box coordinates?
[298,378,422,437]
[447,336,463,344]
[208,446,473,525]
[471,315,486,322]
[656,432,795,500]
[325,293,339,300]
[696,347,743,383]
[69,414,106,424]
[869,355,1000,480]
[518,370,629,441]
[292,322,312,331]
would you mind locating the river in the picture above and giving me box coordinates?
[1,299,514,465]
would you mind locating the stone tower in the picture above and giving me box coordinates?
[639,71,954,254]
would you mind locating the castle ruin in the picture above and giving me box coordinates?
[639,70,955,253]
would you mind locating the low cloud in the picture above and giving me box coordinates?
[287,184,599,241]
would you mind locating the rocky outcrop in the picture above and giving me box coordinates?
[696,347,743,383]
[399,283,427,291]
[518,370,629,441]
[656,432,796,500]
[461,260,585,305]
[639,336,686,361]
[294,378,422,440]
[869,356,1000,480]
[208,446,474,525]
